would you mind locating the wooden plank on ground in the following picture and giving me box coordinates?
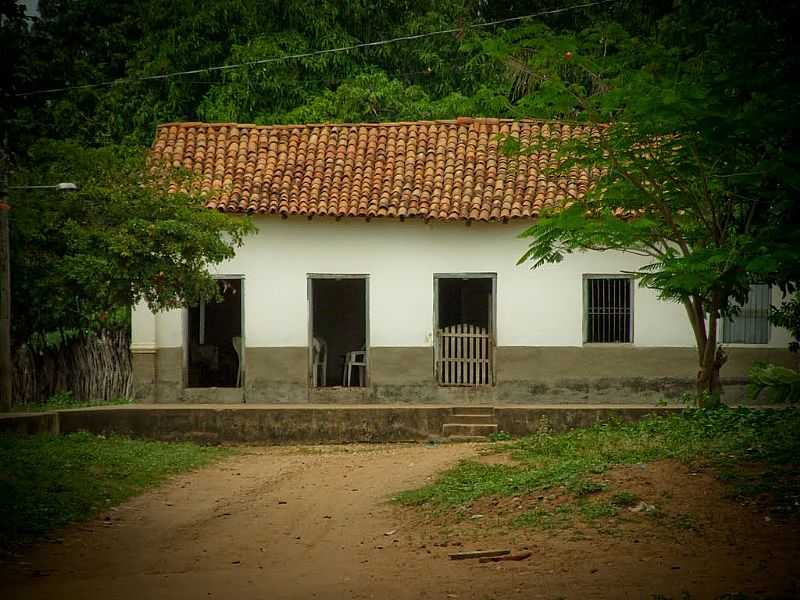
[478,551,532,563]
[448,549,511,561]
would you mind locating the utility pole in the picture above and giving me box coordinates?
[0,169,11,412]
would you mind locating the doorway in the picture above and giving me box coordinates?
[308,275,368,387]
[434,274,495,385]
[186,278,243,388]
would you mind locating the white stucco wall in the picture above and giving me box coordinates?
[133,216,791,350]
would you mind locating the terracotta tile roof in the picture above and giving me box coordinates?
[151,117,601,222]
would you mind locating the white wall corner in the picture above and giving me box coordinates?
[131,301,157,351]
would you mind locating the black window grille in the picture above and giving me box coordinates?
[723,284,770,344]
[585,277,633,343]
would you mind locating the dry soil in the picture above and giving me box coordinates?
[1,442,798,599]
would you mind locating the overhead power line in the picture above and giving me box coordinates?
[14,0,619,98]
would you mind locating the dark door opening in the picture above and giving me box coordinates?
[310,277,368,387]
[437,277,493,330]
[435,276,495,385]
[187,278,242,388]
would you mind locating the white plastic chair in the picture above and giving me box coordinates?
[312,337,327,387]
[343,347,367,387]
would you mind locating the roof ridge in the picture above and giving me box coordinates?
[155,116,598,131]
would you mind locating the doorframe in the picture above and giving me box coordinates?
[432,272,497,385]
[306,273,371,388]
[182,274,246,389]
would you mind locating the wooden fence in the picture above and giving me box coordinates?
[435,324,493,385]
[12,329,133,406]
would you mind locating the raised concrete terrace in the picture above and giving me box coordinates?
[0,403,687,444]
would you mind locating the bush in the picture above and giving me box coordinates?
[748,362,800,404]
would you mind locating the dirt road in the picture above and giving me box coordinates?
[2,443,798,599]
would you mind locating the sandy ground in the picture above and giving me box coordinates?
[1,443,798,600]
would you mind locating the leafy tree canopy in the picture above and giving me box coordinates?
[4,0,662,149]
[499,1,800,399]
[9,141,254,344]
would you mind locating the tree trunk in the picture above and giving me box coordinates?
[695,308,727,407]
[696,345,727,404]
[683,296,731,407]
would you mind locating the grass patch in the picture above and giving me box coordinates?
[610,491,640,508]
[0,432,234,547]
[512,505,575,529]
[578,499,618,522]
[569,479,607,497]
[509,499,619,531]
[395,407,800,518]
[13,391,130,413]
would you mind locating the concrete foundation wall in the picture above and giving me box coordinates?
[134,343,794,405]
[0,405,683,444]
[370,347,436,385]
[0,412,59,435]
[131,351,156,402]
[155,347,183,403]
[245,347,307,403]
[56,406,454,444]
[495,406,681,436]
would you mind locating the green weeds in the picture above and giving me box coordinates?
[610,491,640,508]
[0,432,234,547]
[395,407,800,529]
[13,391,130,413]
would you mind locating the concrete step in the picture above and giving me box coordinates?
[444,435,491,443]
[450,414,496,424]
[442,423,498,437]
[450,406,495,416]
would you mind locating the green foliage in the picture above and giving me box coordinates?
[510,3,800,312]
[6,0,503,148]
[501,2,800,393]
[678,391,722,409]
[9,141,255,344]
[395,407,800,511]
[14,393,130,414]
[512,505,575,529]
[748,362,800,404]
[609,490,639,508]
[4,1,675,149]
[487,430,512,442]
[45,390,75,406]
[578,498,617,521]
[568,479,607,497]
[769,297,800,353]
[0,432,233,546]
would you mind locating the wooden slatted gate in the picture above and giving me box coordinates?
[435,324,492,385]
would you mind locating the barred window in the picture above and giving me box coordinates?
[723,284,771,344]
[584,276,633,343]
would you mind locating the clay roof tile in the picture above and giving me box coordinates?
[151,118,602,222]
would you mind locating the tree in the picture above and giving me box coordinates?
[5,0,630,150]
[9,141,254,346]
[770,298,800,356]
[493,1,800,404]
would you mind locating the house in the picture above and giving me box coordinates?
[131,118,794,404]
